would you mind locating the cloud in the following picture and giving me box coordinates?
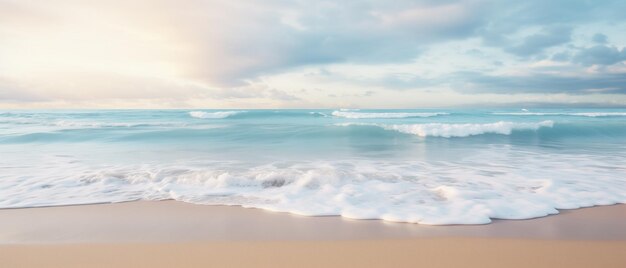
[0,0,488,88]
[334,68,626,95]
[573,45,626,66]
[180,0,489,86]
[456,101,626,109]
[209,82,300,101]
[478,0,626,57]
[1,0,626,108]
[451,71,626,94]
[551,52,571,62]
[504,26,572,57]
[592,33,609,44]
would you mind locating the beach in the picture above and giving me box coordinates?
[1,110,625,267]
[3,0,626,266]
[1,201,625,267]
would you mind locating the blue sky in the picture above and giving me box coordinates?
[1,0,626,108]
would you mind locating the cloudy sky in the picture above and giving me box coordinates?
[1,0,626,108]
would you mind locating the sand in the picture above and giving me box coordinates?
[3,239,626,268]
[1,201,626,267]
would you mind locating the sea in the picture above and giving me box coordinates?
[1,108,625,224]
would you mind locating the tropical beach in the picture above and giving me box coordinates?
[2,1,626,267]
[1,109,625,223]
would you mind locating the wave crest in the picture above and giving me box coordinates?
[493,112,626,117]
[338,120,554,138]
[189,111,244,119]
[331,111,448,119]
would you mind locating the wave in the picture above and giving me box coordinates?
[189,111,245,119]
[0,118,183,128]
[337,121,554,138]
[332,111,448,119]
[309,112,329,117]
[2,152,624,225]
[1,109,624,225]
[51,121,181,128]
[493,112,626,117]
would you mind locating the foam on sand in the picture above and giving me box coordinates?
[1,148,624,225]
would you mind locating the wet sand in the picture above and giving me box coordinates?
[1,201,625,267]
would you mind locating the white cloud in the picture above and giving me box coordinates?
[1,0,626,108]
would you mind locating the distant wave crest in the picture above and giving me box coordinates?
[331,111,448,119]
[52,121,175,128]
[493,112,626,117]
[189,111,244,119]
[309,112,329,117]
[337,120,554,138]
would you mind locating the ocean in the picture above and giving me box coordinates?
[1,109,625,224]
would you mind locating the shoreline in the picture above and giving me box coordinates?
[1,201,625,267]
[1,200,625,243]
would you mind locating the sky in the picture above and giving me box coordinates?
[1,0,626,109]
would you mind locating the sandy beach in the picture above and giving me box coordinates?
[3,0,626,267]
[1,201,625,267]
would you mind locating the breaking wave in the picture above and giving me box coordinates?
[332,111,448,119]
[337,120,554,138]
[493,112,626,117]
[189,111,245,119]
[2,152,624,225]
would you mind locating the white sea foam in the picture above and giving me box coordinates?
[189,111,244,119]
[337,121,553,138]
[1,109,624,226]
[1,148,624,225]
[332,111,448,119]
[493,112,626,117]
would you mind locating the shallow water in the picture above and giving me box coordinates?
[1,108,625,224]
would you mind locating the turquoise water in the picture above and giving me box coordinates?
[1,109,625,224]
